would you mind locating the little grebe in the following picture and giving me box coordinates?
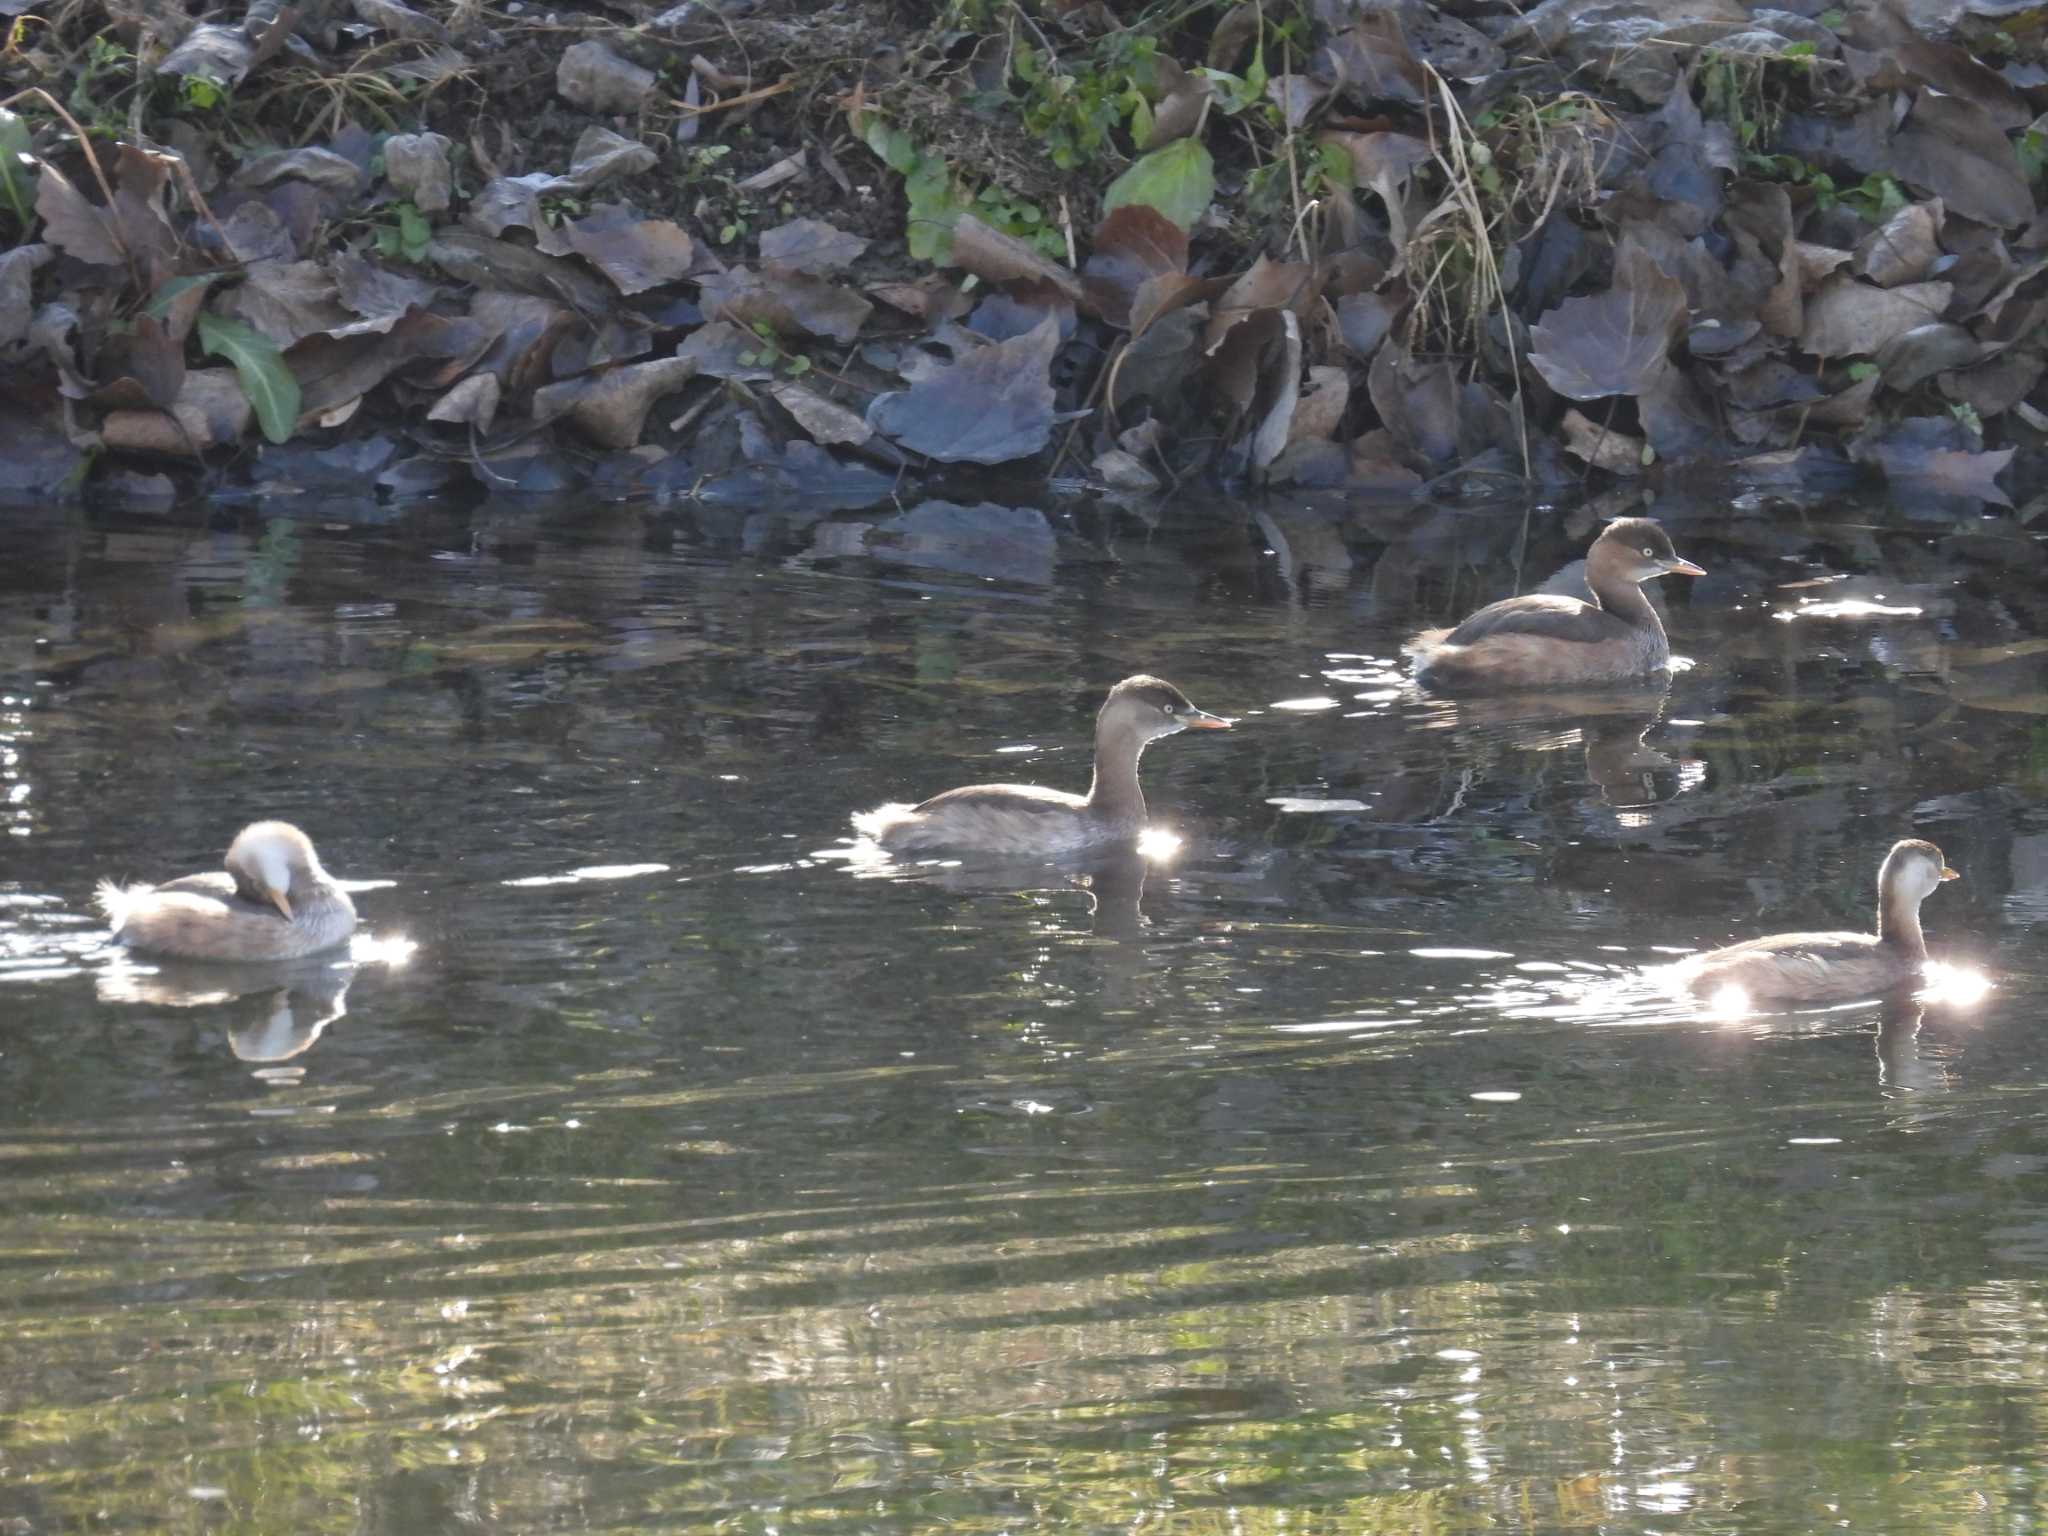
[1674,839,1959,1004]
[857,675,1231,855]
[1408,517,1704,691]
[97,821,358,961]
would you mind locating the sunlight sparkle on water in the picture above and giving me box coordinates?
[349,932,417,967]
[1920,960,1992,1008]
[1270,696,1341,711]
[1776,599,1926,621]
[1135,826,1183,862]
[501,863,670,888]
[1705,983,1752,1020]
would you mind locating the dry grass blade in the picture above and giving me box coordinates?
[1407,64,1529,479]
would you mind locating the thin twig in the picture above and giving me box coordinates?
[669,77,791,117]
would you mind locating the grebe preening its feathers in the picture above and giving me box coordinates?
[97,821,357,962]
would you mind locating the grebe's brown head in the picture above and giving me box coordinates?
[1593,517,1706,584]
[1100,675,1234,742]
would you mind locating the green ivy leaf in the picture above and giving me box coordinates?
[858,113,920,177]
[0,110,36,231]
[144,273,219,318]
[905,158,972,263]
[196,312,301,445]
[1103,137,1214,231]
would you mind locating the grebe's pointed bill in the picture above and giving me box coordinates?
[1665,557,1706,577]
[1182,709,1234,730]
[1940,865,1961,881]
[266,887,295,920]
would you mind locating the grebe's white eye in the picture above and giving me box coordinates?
[1642,546,1655,558]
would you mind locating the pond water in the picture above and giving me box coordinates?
[1,490,2045,1534]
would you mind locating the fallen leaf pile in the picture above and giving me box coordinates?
[1,0,2044,511]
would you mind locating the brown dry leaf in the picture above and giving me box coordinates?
[1850,414,2014,506]
[101,369,251,456]
[868,274,972,324]
[235,148,364,197]
[1335,291,1399,357]
[1318,15,1427,107]
[1793,242,1854,288]
[331,255,439,330]
[34,164,126,268]
[1207,256,1320,345]
[226,260,352,348]
[1940,349,2044,417]
[565,205,696,296]
[1367,343,1462,465]
[533,355,697,448]
[698,265,873,343]
[1110,306,1204,426]
[557,40,656,114]
[866,317,1060,464]
[1528,243,1687,400]
[289,310,452,422]
[110,146,180,270]
[1082,205,1188,327]
[1324,130,1433,189]
[1886,91,2034,231]
[0,245,54,349]
[1203,309,1301,469]
[1561,408,1646,474]
[352,0,449,42]
[468,174,573,252]
[429,232,621,316]
[1636,357,1720,463]
[1724,180,1801,337]
[759,218,869,275]
[1141,57,1212,150]
[1323,131,1432,257]
[968,281,1077,343]
[948,215,1083,303]
[1265,74,1325,130]
[675,320,778,380]
[1876,323,1997,391]
[157,22,256,89]
[1853,200,1944,288]
[1288,365,1350,444]
[1130,273,1230,341]
[1094,445,1164,492]
[427,373,502,431]
[1799,277,1952,358]
[769,381,873,446]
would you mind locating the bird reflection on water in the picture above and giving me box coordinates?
[93,930,416,1072]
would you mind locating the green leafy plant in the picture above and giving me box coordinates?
[66,33,136,136]
[1104,136,1214,230]
[372,200,433,263]
[177,74,226,113]
[738,320,813,377]
[196,312,301,444]
[1012,29,1163,172]
[856,109,966,261]
[0,109,35,235]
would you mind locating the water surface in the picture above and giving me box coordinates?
[2,492,2045,1533]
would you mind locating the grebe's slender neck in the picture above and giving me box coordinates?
[1084,710,1149,824]
[1585,560,1661,633]
[1877,882,1929,958]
